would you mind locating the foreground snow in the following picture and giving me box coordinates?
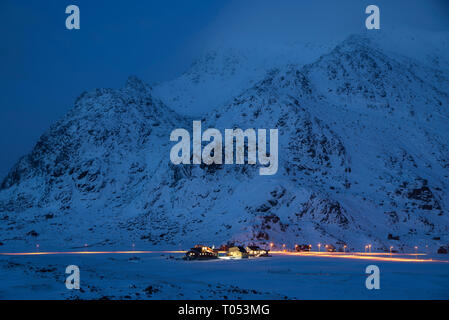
[0,252,448,300]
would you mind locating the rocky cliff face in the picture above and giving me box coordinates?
[0,34,448,252]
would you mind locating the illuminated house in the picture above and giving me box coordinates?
[184,245,218,260]
[295,244,311,252]
[227,246,249,259]
[245,246,269,257]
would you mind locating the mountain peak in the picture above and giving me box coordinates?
[125,75,148,93]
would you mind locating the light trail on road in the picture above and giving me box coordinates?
[0,250,447,263]
[270,251,449,263]
[271,251,427,256]
[0,250,185,256]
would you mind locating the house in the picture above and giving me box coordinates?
[184,245,218,260]
[227,246,249,259]
[245,246,269,257]
[295,244,311,252]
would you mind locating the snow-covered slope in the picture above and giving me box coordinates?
[152,42,333,116]
[0,34,448,253]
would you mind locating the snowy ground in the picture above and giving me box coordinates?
[0,252,448,300]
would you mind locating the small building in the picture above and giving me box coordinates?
[245,246,269,257]
[227,246,249,259]
[438,246,448,254]
[184,245,218,260]
[295,244,311,252]
[325,244,336,252]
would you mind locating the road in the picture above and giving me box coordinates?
[1,249,448,263]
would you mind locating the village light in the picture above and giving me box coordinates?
[390,246,393,255]
[318,243,321,252]
[343,245,347,253]
[365,245,368,253]
[270,243,274,249]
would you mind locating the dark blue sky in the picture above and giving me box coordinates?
[1,0,448,178]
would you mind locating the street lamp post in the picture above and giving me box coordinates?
[318,243,321,252]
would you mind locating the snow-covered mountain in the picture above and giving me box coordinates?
[0,33,448,253]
